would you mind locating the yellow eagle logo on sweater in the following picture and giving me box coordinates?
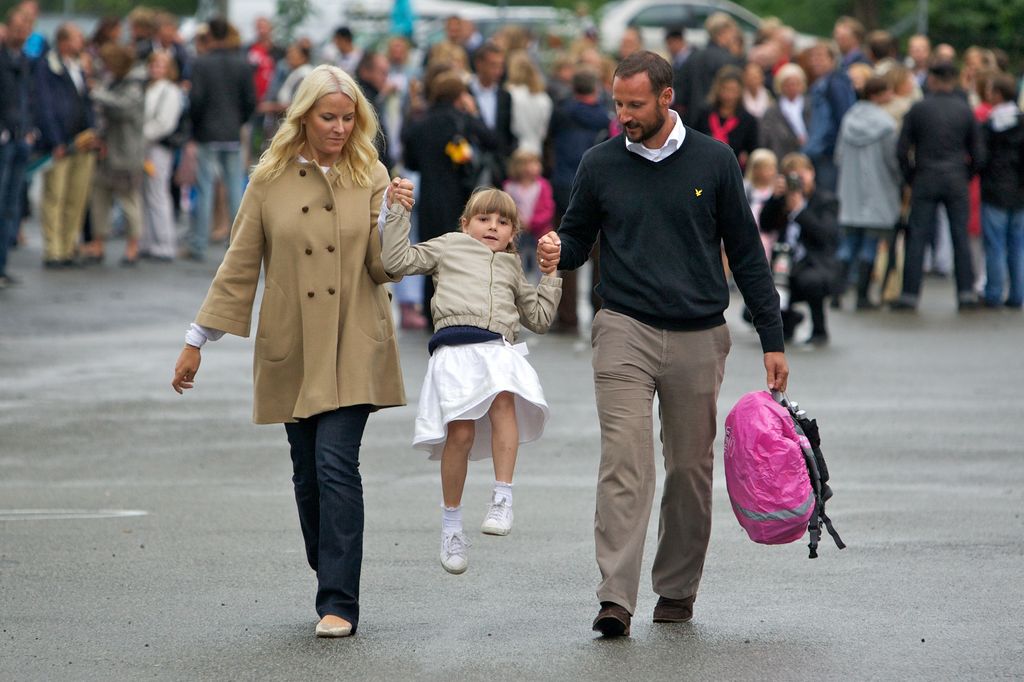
[694,188,703,197]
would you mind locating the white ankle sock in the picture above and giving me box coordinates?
[441,505,463,533]
[493,481,513,505]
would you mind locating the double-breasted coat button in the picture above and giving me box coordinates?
[328,288,336,295]
[307,291,315,298]
[324,204,333,211]
[327,245,335,253]
[301,206,309,213]
[305,248,312,255]
[299,169,307,177]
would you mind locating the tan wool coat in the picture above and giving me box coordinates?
[195,159,406,423]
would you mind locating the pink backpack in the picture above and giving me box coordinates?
[724,391,845,557]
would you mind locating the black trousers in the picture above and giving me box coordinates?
[284,405,371,628]
[902,174,974,302]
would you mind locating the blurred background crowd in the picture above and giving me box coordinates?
[1,0,1022,345]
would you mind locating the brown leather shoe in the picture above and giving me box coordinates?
[653,594,695,623]
[592,602,631,637]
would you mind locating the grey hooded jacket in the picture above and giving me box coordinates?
[835,101,902,228]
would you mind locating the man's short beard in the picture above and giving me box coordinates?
[626,110,667,144]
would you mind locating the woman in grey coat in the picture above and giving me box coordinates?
[835,76,902,309]
[87,43,146,265]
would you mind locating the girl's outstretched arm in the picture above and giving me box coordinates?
[515,269,562,334]
[379,204,444,277]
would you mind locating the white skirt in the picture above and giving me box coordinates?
[414,339,549,460]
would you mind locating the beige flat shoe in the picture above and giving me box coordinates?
[315,614,353,638]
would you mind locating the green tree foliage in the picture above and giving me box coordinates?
[510,0,1024,59]
[274,0,313,43]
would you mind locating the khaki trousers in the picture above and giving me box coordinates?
[41,152,96,261]
[591,309,730,614]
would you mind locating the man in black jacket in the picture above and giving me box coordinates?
[468,41,515,185]
[679,13,743,126]
[893,61,983,310]
[184,16,256,261]
[539,51,787,638]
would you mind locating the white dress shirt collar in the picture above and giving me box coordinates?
[624,109,686,162]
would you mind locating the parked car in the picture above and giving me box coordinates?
[598,0,762,54]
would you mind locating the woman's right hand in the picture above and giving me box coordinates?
[455,92,478,116]
[172,345,201,394]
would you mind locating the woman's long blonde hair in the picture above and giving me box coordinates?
[250,64,380,187]
[506,50,545,94]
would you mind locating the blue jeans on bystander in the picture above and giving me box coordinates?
[0,140,29,277]
[981,203,1024,307]
[188,144,244,260]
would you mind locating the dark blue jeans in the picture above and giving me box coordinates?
[284,405,371,629]
[0,140,29,275]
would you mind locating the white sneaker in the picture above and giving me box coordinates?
[440,530,470,574]
[480,494,513,536]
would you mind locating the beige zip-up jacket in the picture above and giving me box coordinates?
[381,206,561,342]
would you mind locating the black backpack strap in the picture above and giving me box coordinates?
[820,509,846,550]
[807,502,822,559]
[808,497,845,558]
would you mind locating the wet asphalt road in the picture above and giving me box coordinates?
[1,228,1023,680]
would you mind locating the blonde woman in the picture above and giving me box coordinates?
[171,65,415,639]
[505,50,552,155]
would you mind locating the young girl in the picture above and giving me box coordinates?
[744,148,779,260]
[381,187,562,574]
[503,149,555,280]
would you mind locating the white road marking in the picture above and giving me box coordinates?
[0,509,149,521]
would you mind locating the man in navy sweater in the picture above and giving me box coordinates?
[538,51,787,637]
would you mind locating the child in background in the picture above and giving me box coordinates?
[744,148,780,260]
[503,149,555,280]
[380,187,562,574]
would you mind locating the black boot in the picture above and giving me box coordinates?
[831,261,851,310]
[855,262,878,310]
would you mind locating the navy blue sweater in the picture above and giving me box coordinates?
[557,129,784,353]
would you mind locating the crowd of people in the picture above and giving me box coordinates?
[2,4,1023,334]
